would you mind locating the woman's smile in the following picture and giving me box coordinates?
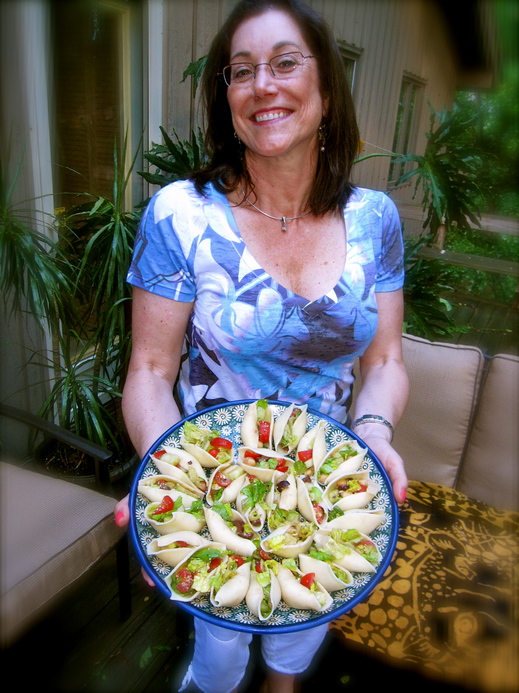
[252,109,292,123]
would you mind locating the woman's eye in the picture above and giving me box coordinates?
[233,65,253,81]
[275,56,298,71]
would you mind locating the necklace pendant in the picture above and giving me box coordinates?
[281,216,287,232]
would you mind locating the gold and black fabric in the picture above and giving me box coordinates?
[330,480,518,693]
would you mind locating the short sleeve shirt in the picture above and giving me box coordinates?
[127,180,404,424]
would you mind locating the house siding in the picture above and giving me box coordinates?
[160,0,460,217]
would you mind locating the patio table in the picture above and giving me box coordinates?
[330,480,518,693]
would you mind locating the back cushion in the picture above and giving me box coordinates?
[457,354,519,511]
[351,334,485,487]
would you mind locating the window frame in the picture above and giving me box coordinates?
[388,71,426,185]
[337,39,363,95]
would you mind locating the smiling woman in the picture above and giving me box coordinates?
[116,1,409,693]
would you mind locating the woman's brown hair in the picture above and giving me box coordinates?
[191,0,360,215]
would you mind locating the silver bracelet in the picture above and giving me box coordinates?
[351,414,394,442]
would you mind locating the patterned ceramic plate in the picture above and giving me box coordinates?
[129,400,399,633]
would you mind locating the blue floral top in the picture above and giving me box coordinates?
[127,180,404,424]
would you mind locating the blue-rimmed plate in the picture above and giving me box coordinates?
[129,400,399,633]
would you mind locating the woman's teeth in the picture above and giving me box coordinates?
[254,111,289,122]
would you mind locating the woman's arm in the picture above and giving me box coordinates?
[115,287,194,537]
[122,287,194,457]
[354,289,409,503]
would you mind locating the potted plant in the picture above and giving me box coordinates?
[1,139,142,485]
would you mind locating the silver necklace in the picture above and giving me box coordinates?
[242,190,310,232]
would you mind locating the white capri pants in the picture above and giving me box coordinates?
[180,617,329,693]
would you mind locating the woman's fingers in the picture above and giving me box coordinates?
[114,494,130,527]
[114,495,156,586]
[142,567,156,587]
[359,435,408,504]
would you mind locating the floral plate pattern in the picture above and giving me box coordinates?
[129,400,399,634]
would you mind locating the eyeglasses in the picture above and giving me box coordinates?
[221,51,316,86]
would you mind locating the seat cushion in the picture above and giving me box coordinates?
[457,354,519,511]
[0,462,124,646]
[394,335,484,487]
[351,335,485,487]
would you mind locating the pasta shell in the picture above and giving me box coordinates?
[138,475,203,507]
[210,560,251,608]
[295,420,327,475]
[241,400,274,449]
[144,504,205,535]
[204,506,257,557]
[146,531,209,567]
[277,566,333,611]
[261,521,315,558]
[206,463,247,505]
[323,509,385,535]
[322,472,380,511]
[245,569,281,621]
[316,439,367,486]
[237,447,292,483]
[273,404,308,454]
[296,477,328,526]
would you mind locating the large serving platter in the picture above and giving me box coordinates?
[129,400,399,634]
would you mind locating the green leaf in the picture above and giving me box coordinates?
[139,646,153,669]
[181,56,207,96]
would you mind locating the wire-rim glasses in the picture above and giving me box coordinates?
[221,52,316,86]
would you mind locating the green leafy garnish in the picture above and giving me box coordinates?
[212,501,234,521]
[241,478,269,510]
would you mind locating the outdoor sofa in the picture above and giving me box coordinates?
[332,334,518,693]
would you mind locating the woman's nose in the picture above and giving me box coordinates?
[252,63,278,94]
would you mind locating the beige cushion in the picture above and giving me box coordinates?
[457,354,519,511]
[351,335,485,487]
[394,335,484,486]
[0,462,124,646]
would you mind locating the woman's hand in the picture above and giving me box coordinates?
[358,429,407,504]
[114,495,155,587]
[114,494,130,528]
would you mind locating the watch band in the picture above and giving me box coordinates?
[351,414,394,442]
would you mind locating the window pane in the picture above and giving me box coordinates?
[389,78,422,183]
[52,0,123,208]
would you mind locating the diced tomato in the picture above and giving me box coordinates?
[313,504,326,524]
[355,538,375,549]
[245,450,263,460]
[209,557,223,571]
[255,562,264,573]
[154,449,167,459]
[229,555,245,567]
[297,450,313,462]
[300,573,316,589]
[210,437,233,449]
[258,548,270,561]
[258,420,270,444]
[275,461,289,472]
[214,470,231,487]
[152,495,174,515]
[175,541,190,547]
[209,448,220,457]
[174,568,194,593]
[353,480,369,494]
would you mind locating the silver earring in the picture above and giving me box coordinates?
[318,125,325,152]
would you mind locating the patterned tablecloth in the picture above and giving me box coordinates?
[330,480,518,693]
